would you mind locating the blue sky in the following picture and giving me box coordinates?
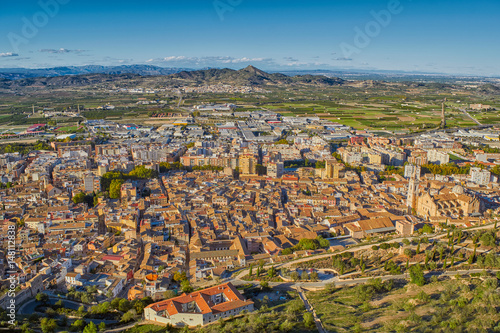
[0,0,499,76]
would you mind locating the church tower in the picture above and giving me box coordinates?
[407,164,420,214]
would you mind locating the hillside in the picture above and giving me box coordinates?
[0,65,189,80]
[0,66,346,90]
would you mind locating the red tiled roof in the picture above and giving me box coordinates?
[145,282,252,316]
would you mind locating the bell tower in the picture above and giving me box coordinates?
[407,164,420,214]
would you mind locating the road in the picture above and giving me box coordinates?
[226,223,499,291]
[17,297,88,315]
[459,108,482,126]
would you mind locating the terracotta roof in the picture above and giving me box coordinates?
[145,282,252,316]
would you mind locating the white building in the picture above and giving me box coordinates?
[427,150,450,165]
[470,167,491,186]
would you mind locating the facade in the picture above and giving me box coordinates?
[144,282,254,327]
[470,167,491,186]
[427,150,450,165]
[324,159,344,179]
[416,185,482,219]
[406,165,420,213]
[239,155,257,175]
[404,164,421,179]
[267,161,284,178]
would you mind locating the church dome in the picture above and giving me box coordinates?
[452,185,465,195]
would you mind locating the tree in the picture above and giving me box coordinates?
[303,312,315,329]
[173,271,187,282]
[83,322,98,333]
[98,322,106,332]
[121,311,134,323]
[310,271,319,281]
[380,243,390,250]
[409,264,425,286]
[267,266,276,278]
[36,293,49,304]
[422,224,434,234]
[290,271,299,281]
[72,192,86,204]
[129,165,158,179]
[118,299,131,312]
[404,248,414,258]
[111,298,121,310]
[249,264,253,277]
[40,318,57,333]
[181,279,193,293]
[109,179,124,199]
[72,319,86,331]
[260,281,270,290]
[301,271,309,281]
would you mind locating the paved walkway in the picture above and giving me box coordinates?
[297,286,326,333]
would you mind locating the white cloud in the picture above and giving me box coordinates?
[146,56,275,67]
[39,48,86,54]
[0,52,19,57]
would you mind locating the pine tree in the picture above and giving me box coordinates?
[249,264,253,277]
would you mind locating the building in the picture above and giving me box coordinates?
[267,162,284,178]
[407,166,420,213]
[27,123,47,133]
[404,164,421,179]
[144,282,254,327]
[239,155,257,175]
[416,185,482,219]
[470,167,491,186]
[83,173,101,193]
[324,159,344,179]
[427,150,449,165]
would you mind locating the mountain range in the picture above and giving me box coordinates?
[0,65,189,80]
[0,65,346,90]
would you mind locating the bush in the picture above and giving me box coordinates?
[404,248,414,258]
[372,245,379,251]
[409,264,425,286]
[380,243,390,250]
[303,312,315,329]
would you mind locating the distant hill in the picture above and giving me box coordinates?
[0,73,142,89]
[168,65,345,86]
[0,65,346,90]
[0,65,190,80]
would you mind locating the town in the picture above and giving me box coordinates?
[1,100,500,331]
